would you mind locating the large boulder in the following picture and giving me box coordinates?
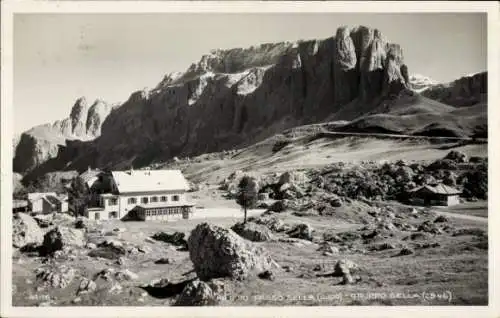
[231,222,274,242]
[174,279,218,306]
[188,223,276,280]
[41,226,85,256]
[13,213,44,248]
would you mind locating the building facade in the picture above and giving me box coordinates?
[78,169,195,221]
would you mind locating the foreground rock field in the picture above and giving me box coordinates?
[12,151,488,306]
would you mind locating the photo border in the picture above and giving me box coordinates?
[1,1,498,317]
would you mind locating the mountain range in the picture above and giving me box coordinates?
[13,25,487,185]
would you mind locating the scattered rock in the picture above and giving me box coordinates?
[151,231,188,247]
[109,282,123,294]
[333,259,359,285]
[404,232,431,241]
[116,257,126,265]
[13,213,44,248]
[74,218,90,230]
[417,221,443,235]
[398,247,414,256]
[317,241,340,255]
[313,264,325,271]
[433,215,449,223]
[369,242,396,251]
[254,216,289,233]
[287,223,314,241]
[115,269,139,281]
[35,265,76,288]
[33,215,53,228]
[77,278,97,295]
[258,270,275,281]
[207,279,226,295]
[333,259,359,277]
[94,268,116,281]
[85,243,97,249]
[452,228,487,237]
[188,223,276,280]
[415,242,441,249]
[40,226,85,256]
[231,222,273,242]
[330,198,342,207]
[19,242,41,254]
[282,265,293,272]
[174,279,218,306]
[155,258,172,264]
[268,200,287,213]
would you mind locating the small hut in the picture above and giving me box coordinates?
[407,183,461,206]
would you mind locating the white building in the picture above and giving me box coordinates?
[27,192,69,214]
[82,169,195,221]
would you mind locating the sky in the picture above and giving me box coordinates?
[13,12,487,134]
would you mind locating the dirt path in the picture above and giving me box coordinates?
[192,208,265,219]
[433,210,488,224]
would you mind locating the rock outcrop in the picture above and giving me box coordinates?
[231,222,274,242]
[40,226,85,256]
[174,280,218,306]
[188,223,276,280]
[13,98,113,174]
[13,213,44,248]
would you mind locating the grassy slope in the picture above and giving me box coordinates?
[329,92,486,138]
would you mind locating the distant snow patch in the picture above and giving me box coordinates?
[188,72,215,106]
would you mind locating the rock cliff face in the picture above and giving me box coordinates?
[16,25,413,175]
[419,72,487,107]
[67,25,410,171]
[13,98,112,174]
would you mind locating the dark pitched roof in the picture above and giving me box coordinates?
[409,183,461,195]
[44,195,61,206]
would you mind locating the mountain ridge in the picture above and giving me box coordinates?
[13,25,487,183]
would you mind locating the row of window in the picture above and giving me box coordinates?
[144,207,186,217]
[127,195,180,205]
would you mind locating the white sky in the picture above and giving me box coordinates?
[14,13,487,134]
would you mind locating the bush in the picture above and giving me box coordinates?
[462,163,487,199]
[427,159,458,171]
[444,150,468,163]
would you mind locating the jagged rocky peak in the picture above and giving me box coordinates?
[69,97,89,136]
[86,99,112,136]
[13,96,114,174]
[332,25,409,102]
[335,26,357,71]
